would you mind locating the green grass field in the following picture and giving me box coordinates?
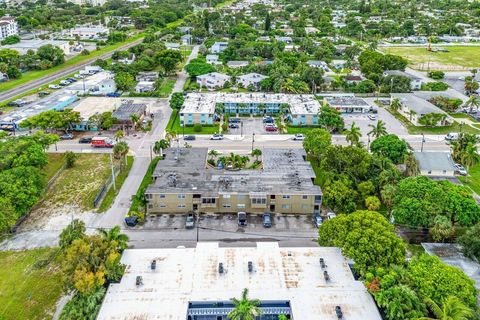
[44,153,66,181]
[98,156,134,212]
[381,46,480,70]
[166,110,219,135]
[458,163,480,195]
[0,248,63,320]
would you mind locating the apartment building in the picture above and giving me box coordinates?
[0,16,18,40]
[145,148,322,215]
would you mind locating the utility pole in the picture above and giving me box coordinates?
[110,152,116,192]
[251,133,255,153]
[421,133,425,152]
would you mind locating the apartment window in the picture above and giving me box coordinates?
[223,194,231,199]
[302,195,308,200]
[301,204,308,209]
[428,170,432,175]
[314,195,322,204]
[270,195,276,199]
[177,204,186,208]
[223,204,231,208]
[237,204,246,209]
[251,198,266,204]
[282,204,290,209]
[282,195,290,199]
[146,194,153,199]
[177,194,186,199]
[159,194,166,198]
[193,194,201,199]
[148,204,153,209]
[160,204,166,208]
[202,198,216,204]
[443,170,447,174]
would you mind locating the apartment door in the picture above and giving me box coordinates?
[270,204,275,211]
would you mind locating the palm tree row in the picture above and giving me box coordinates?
[219,152,250,169]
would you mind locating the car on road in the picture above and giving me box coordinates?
[79,137,92,144]
[60,133,74,140]
[107,92,122,97]
[454,163,467,176]
[265,125,278,132]
[48,84,61,89]
[229,123,239,129]
[368,114,378,120]
[238,211,247,226]
[293,134,304,141]
[184,135,196,141]
[262,212,272,228]
[210,134,224,140]
[313,212,322,228]
[124,216,138,227]
[263,116,274,124]
[185,212,195,229]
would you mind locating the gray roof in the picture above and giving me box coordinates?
[414,152,455,172]
[238,73,267,83]
[392,93,446,115]
[112,102,146,121]
[146,148,322,196]
[383,70,421,80]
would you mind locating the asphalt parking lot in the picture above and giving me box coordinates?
[342,106,408,136]
[226,117,279,135]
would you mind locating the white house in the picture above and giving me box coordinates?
[89,79,116,96]
[307,60,330,72]
[165,42,180,50]
[0,16,18,40]
[117,53,136,65]
[181,34,192,45]
[331,59,347,70]
[135,81,155,93]
[391,93,451,126]
[197,72,230,90]
[275,36,292,44]
[414,152,456,177]
[237,73,268,89]
[226,60,249,69]
[210,42,228,53]
[206,54,221,65]
[69,26,109,39]
[383,70,424,90]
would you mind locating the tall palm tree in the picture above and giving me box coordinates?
[404,152,420,177]
[153,139,170,157]
[99,226,129,252]
[113,141,129,165]
[390,98,402,112]
[208,149,220,160]
[408,110,417,122]
[345,122,362,146]
[417,296,474,320]
[114,129,125,142]
[465,96,479,113]
[461,144,478,182]
[251,149,262,161]
[130,114,140,131]
[228,288,262,320]
[368,120,387,138]
[165,131,177,144]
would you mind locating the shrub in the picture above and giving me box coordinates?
[427,71,445,80]
[65,151,78,168]
[193,123,202,132]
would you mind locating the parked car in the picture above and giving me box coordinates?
[313,212,322,228]
[38,91,50,97]
[327,212,336,220]
[265,125,278,132]
[238,211,247,226]
[293,134,304,141]
[454,163,467,176]
[368,114,378,120]
[66,78,77,82]
[263,116,274,123]
[445,132,459,141]
[79,137,92,144]
[229,123,239,129]
[7,99,27,107]
[124,216,138,227]
[60,133,74,140]
[185,212,195,229]
[59,80,71,86]
[184,135,196,141]
[107,92,122,97]
[229,118,241,124]
[48,84,61,89]
[210,134,224,140]
[262,212,272,228]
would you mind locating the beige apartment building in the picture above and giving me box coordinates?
[145,148,322,214]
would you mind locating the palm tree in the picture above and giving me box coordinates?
[113,141,129,165]
[228,288,262,320]
[251,149,262,161]
[417,296,474,320]
[130,114,140,131]
[390,98,402,112]
[165,131,177,144]
[460,144,478,182]
[465,96,479,113]
[404,152,420,177]
[368,120,387,138]
[99,226,129,252]
[408,110,417,122]
[345,122,362,146]
[208,149,220,160]
[153,139,170,157]
[115,129,124,141]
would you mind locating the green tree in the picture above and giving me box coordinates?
[99,226,129,252]
[318,210,406,275]
[170,92,185,109]
[404,152,420,177]
[345,122,362,146]
[59,287,106,320]
[185,61,215,77]
[418,296,474,320]
[114,72,135,91]
[153,139,170,157]
[303,128,331,165]
[228,288,262,320]
[429,215,454,242]
[323,177,358,213]
[418,113,447,127]
[365,196,381,211]
[375,285,427,320]
[368,120,387,139]
[113,141,129,161]
[370,134,408,164]
[458,223,480,262]
[251,149,262,161]
[65,151,78,168]
[59,219,86,250]
[317,105,345,133]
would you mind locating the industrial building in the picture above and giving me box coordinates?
[180,92,322,126]
[145,148,322,215]
[96,242,382,320]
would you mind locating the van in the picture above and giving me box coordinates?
[237,212,247,226]
[445,132,459,141]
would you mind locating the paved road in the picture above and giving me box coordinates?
[0,38,144,102]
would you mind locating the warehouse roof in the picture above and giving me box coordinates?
[414,151,455,172]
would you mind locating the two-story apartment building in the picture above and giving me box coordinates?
[0,16,18,40]
[145,148,322,215]
[196,72,230,90]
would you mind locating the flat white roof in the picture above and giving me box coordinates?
[181,92,321,115]
[97,242,382,320]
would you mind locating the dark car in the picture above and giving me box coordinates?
[229,123,239,129]
[60,133,74,140]
[107,92,122,97]
[185,212,195,229]
[263,116,274,124]
[313,212,322,228]
[125,216,138,227]
[79,137,92,144]
[66,78,77,82]
[38,91,50,97]
[184,135,196,141]
[238,211,247,226]
[229,118,241,124]
[262,212,272,228]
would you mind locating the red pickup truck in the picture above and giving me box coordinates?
[91,137,115,148]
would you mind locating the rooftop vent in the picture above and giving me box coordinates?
[335,306,343,319]
[151,260,156,271]
[219,263,224,274]
[248,261,253,273]
[319,258,326,269]
[324,270,330,282]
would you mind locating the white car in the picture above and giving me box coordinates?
[368,114,378,120]
[326,212,337,220]
[454,163,467,176]
[210,134,224,140]
[48,84,61,89]
[293,134,304,141]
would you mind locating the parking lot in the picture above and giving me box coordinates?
[226,117,280,135]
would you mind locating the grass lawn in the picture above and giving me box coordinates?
[44,153,66,181]
[458,163,480,195]
[129,157,161,214]
[40,154,111,210]
[386,108,480,134]
[0,248,63,320]
[380,45,480,70]
[98,156,134,212]
[406,243,426,258]
[156,78,176,98]
[449,113,479,122]
[166,110,220,135]
[285,125,321,134]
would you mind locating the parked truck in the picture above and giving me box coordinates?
[91,137,115,148]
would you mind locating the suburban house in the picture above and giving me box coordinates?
[391,93,451,126]
[196,72,230,90]
[89,79,116,96]
[69,26,109,39]
[307,60,330,72]
[165,42,180,50]
[181,34,192,45]
[144,148,323,215]
[323,95,372,113]
[331,59,347,70]
[383,70,424,90]
[206,54,221,65]
[117,53,136,65]
[135,81,155,93]
[237,73,268,89]
[414,152,456,177]
[226,60,249,69]
[135,72,159,82]
[210,41,228,53]
[274,36,292,44]
[135,72,157,92]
